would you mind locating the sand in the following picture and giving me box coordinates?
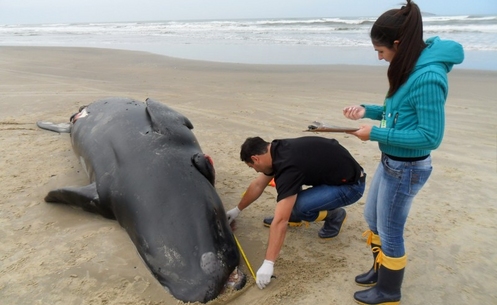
[0,46,495,305]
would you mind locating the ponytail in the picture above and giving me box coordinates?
[371,0,426,97]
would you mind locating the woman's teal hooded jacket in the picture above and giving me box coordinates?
[363,36,464,158]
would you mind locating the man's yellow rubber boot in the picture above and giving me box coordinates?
[317,208,347,239]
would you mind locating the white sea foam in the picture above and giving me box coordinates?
[0,15,495,69]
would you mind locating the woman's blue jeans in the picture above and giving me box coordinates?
[365,154,432,257]
[291,176,366,221]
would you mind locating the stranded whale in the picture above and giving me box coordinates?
[37,97,245,303]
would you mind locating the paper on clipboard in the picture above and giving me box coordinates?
[304,121,359,133]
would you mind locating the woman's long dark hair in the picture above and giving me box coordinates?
[371,0,426,97]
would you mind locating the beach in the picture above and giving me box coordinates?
[0,46,496,305]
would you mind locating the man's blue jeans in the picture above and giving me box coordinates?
[365,154,432,257]
[291,176,366,221]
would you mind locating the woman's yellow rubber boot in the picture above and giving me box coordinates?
[355,230,381,286]
[354,250,406,305]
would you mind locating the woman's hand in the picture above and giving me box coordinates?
[346,125,372,141]
[343,105,365,120]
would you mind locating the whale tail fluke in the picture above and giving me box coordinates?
[36,121,71,133]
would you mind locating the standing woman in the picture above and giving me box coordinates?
[343,1,463,304]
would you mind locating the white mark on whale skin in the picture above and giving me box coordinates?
[200,252,221,275]
[162,246,185,267]
[79,156,90,179]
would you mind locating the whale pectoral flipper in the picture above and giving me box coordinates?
[192,153,216,186]
[37,121,71,133]
[44,183,115,219]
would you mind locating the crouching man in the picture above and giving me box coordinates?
[226,136,366,289]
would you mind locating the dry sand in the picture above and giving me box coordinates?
[0,46,496,305]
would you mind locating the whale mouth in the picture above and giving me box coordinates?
[224,267,247,291]
[198,252,246,298]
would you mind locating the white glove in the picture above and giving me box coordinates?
[226,206,241,224]
[256,260,274,289]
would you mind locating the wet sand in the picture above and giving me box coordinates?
[0,46,496,305]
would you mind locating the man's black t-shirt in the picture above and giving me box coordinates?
[270,136,362,202]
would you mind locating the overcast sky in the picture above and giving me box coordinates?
[1,0,496,25]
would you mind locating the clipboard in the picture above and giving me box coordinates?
[304,121,359,133]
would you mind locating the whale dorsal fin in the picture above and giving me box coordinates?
[145,98,193,134]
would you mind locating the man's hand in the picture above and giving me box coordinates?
[226,206,241,224]
[256,260,274,289]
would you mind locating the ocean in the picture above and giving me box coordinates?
[1,15,496,70]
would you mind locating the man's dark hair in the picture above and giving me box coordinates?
[240,137,270,163]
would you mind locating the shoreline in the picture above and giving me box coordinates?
[1,43,496,71]
[1,46,496,305]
